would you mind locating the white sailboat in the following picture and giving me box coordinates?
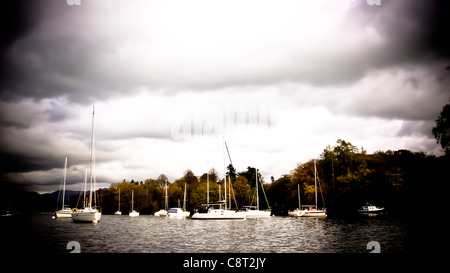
[114,188,121,215]
[72,106,102,223]
[55,156,73,218]
[191,139,246,220]
[288,160,327,217]
[168,183,190,217]
[129,190,139,217]
[155,179,168,216]
[288,184,305,217]
[246,169,271,218]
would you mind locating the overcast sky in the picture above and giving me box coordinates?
[1,0,449,193]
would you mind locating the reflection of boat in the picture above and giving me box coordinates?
[191,201,246,220]
[246,169,271,218]
[72,107,102,223]
[55,157,73,218]
[129,190,139,217]
[358,204,384,215]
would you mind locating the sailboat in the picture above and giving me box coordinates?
[154,179,168,216]
[246,169,271,218]
[55,156,73,218]
[191,140,246,220]
[72,106,102,223]
[168,183,190,217]
[288,184,305,217]
[294,160,326,217]
[129,190,139,217]
[114,188,121,215]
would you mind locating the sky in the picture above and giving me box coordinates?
[1,0,449,193]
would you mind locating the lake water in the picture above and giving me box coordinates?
[2,214,428,254]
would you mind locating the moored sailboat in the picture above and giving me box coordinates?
[115,188,121,215]
[55,156,73,218]
[246,169,271,218]
[168,183,190,217]
[289,160,326,218]
[129,190,139,217]
[72,106,102,223]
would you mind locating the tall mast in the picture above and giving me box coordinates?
[62,156,67,210]
[314,159,318,209]
[207,171,209,203]
[223,137,227,210]
[165,179,168,211]
[256,169,259,211]
[88,106,95,209]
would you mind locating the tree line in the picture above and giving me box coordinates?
[84,138,448,217]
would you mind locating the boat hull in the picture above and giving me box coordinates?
[288,210,305,217]
[168,208,190,217]
[302,210,327,217]
[246,210,271,218]
[129,210,139,217]
[72,209,102,223]
[191,209,246,220]
[55,209,73,218]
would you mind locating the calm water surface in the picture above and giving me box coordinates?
[3,215,426,253]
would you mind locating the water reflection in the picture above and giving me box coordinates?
[2,215,425,253]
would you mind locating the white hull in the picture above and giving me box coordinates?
[55,209,73,218]
[72,209,102,223]
[192,209,246,220]
[288,210,306,217]
[114,211,122,215]
[155,210,168,217]
[246,209,271,218]
[358,206,384,214]
[129,210,139,217]
[302,210,327,217]
[168,208,190,217]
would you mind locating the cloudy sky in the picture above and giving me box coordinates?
[1,0,449,193]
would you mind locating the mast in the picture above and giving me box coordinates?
[314,159,318,209]
[88,106,95,209]
[223,138,227,210]
[256,169,259,211]
[62,156,67,210]
[183,183,187,211]
[207,171,209,204]
[118,188,120,211]
[164,179,168,211]
[297,184,301,210]
[131,190,134,211]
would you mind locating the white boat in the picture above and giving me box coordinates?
[55,157,73,218]
[114,188,121,215]
[155,179,169,216]
[72,208,102,223]
[168,184,190,217]
[288,184,304,217]
[72,106,102,223]
[246,169,271,218]
[129,190,139,217]
[192,140,246,220]
[191,201,246,220]
[358,204,384,214]
[290,160,327,218]
[168,208,190,217]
